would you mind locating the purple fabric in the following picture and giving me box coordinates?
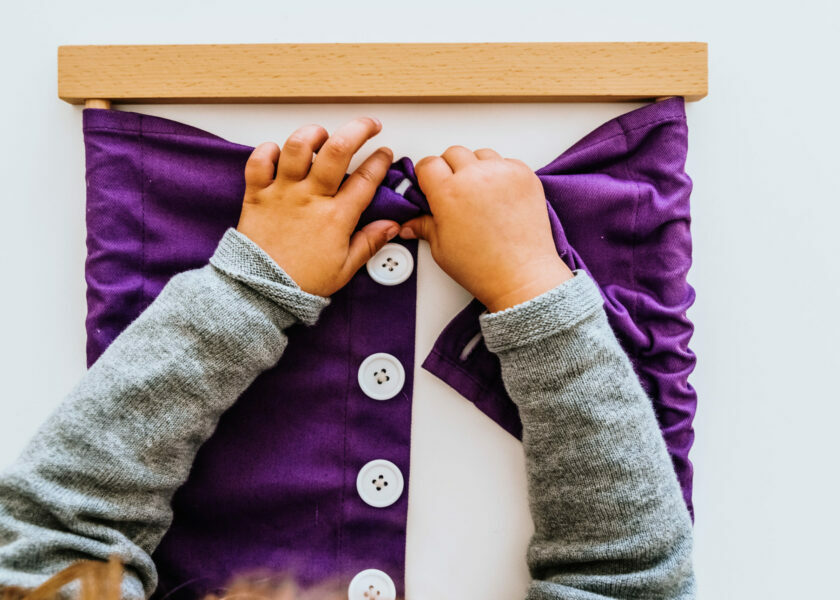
[81,98,696,599]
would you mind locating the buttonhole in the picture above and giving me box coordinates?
[459,332,483,361]
[394,177,412,195]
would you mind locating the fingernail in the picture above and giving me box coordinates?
[399,227,416,239]
[370,116,382,128]
[378,146,393,157]
[386,225,400,240]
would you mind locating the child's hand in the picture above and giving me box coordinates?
[400,146,573,312]
[237,117,399,297]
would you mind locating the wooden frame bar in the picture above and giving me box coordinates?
[58,42,707,106]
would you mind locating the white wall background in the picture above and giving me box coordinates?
[1,1,838,598]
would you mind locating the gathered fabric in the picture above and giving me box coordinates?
[81,98,696,599]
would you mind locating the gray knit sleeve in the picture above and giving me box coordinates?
[0,228,329,599]
[480,270,696,599]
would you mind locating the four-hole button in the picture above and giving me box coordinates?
[356,459,404,508]
[348,569,396,600]
[357,353,405,401]
[366,243,414,286]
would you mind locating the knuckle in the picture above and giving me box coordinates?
[353,166,376,183]
[248,186,274,203]
[241,191,262,206]
[325,137,352,157]
[284,135,308,153]
[244,161,272,185]
[252,153,272,166]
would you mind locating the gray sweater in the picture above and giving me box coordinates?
[0,228,695,599]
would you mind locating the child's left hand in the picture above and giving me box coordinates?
[236,117,399,297]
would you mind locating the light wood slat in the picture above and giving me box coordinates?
[58,42,708,105]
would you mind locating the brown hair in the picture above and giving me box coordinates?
[0,558,349,600]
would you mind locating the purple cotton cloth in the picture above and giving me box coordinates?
[81,98,696,599]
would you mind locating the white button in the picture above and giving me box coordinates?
[357,353,405,401]
[348,568,396,600]
[356,459,404,508]
[366,243,413,286]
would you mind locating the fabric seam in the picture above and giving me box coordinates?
[616,116,643,365]
[83,125,251,148]
[139,116,148,309]
[338,281,352,573]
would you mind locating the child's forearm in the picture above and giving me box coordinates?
[480,271,696,599]
[0,224,694,600]
[0,229,329,598]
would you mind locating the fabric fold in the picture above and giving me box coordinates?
[420,99,697,515]
[81,99,697,598]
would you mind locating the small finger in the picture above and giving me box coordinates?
[244,142,281,190]
[309,117,383,195]
[399,215,436,243]
[335,147,394,215]
[474,148,502,160]
[441,145,477,171]
[342,220,401,281]
[276,124,329,181]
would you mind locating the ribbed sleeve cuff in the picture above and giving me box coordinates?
[479,270,603,353]
[209,228,331,326]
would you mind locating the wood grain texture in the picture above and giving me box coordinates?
[58,42,708,105]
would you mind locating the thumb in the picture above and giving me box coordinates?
[343,220,400,277]
[399,215,436,243]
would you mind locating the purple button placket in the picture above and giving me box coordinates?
[338,235,418,594]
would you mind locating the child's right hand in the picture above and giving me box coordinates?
[236,117,398,298]
[399,146,573,312]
